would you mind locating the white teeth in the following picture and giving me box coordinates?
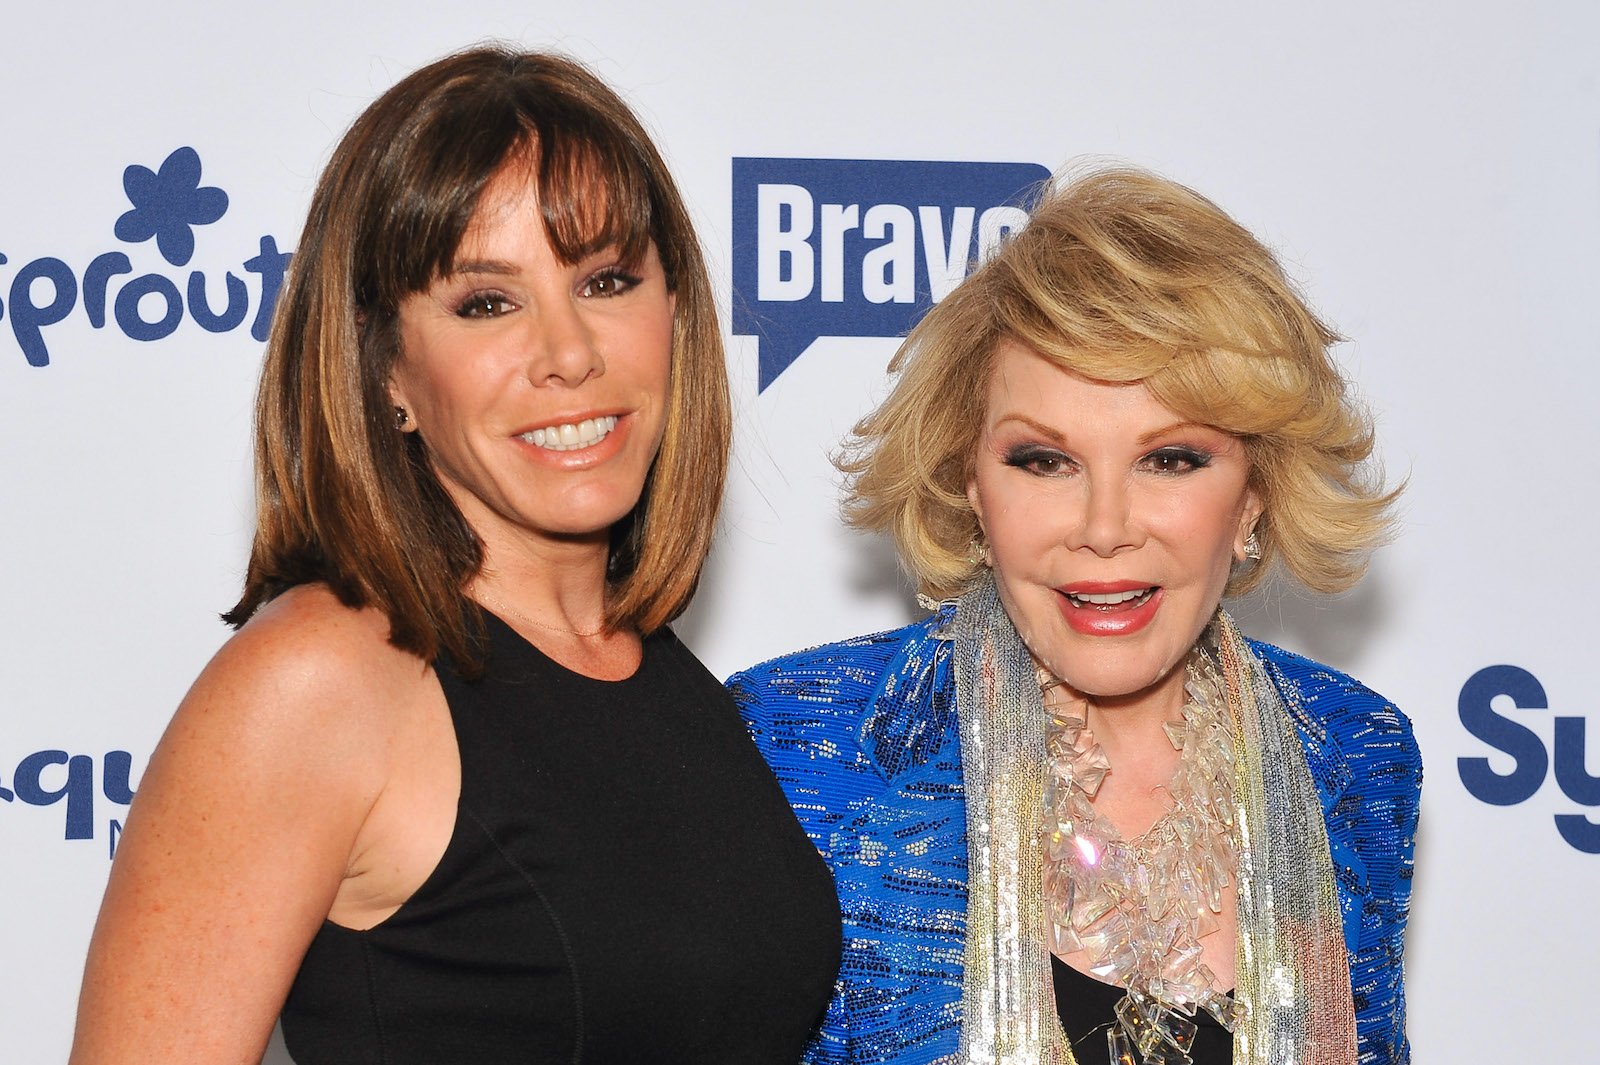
[521,415,618,452]
[1069,588,1152,606]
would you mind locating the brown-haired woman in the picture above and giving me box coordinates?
[71,47,839,1065]
[730,168,1419,1064]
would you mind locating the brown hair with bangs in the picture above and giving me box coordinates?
[224,47,730,672]
[841,166,1397,600]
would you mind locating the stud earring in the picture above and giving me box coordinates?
[395,405,410,430]
[1243,531,1261,561]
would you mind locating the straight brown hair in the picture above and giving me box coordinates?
[225,47,730,672]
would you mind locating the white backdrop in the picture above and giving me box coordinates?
[2,2,1595,1061]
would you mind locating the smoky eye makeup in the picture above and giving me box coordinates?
[1142,445,1215,473]
[1001,442,1074,476]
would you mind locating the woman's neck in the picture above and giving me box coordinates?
[472,530,612,633]
[469,539,642,681]
[1077,663,1191,761]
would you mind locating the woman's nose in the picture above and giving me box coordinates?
[1068,477,1142,557]
[525,299,604,387]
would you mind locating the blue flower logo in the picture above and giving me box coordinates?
[114,146,229,267]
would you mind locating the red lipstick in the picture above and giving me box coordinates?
[1054,581,1162,637]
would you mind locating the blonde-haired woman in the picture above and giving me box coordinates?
[731,168,1419,1065]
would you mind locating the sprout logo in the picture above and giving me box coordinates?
[1,145,292,367]
[115,147,229,267]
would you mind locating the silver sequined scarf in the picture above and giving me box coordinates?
[947,574,1356,1065]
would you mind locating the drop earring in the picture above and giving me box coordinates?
[968,537,993,568]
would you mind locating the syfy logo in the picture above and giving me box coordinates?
[732,157,1049,390]
[2,146,292,367]
[1458,665,1599,852]
[0,749,140,859]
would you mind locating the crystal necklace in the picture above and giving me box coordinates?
[1039,655,1244,1064]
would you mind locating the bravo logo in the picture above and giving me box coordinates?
[0,749,141,859]
[1,146,292,367]
[1458,665,1599,852]
[732,157,1048,390]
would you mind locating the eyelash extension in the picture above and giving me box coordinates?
[585,267,643,296]
[999,443,1215,475]
[453,290,514,318]
[1146,446,1214,471]
[1001,443,1071,472]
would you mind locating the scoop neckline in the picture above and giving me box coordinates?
[479,607,653,685]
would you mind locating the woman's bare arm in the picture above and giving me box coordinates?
[69,588,432,1065]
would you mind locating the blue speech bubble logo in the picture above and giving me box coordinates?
[732,157,1049,391]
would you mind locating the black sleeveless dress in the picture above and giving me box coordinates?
[281,616,841,1064]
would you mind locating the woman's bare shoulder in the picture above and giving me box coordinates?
[143,584,438,811]
[200,584,432,734]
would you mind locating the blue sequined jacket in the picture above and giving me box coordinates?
[728,613,1420,1065]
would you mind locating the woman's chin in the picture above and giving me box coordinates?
[1042,656,1188,709]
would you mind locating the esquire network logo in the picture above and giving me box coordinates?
[731,157,1049,390]
[1458,665,1599,853]
[1,146,292,367]
[0,749,140,859]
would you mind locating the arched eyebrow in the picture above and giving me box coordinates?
[447,243,639,279]
[990,414,1067,443]
[1138,421,1202,445]
[447,259,518,277]
[991,414,1231,450]
[1137,421,1236,448]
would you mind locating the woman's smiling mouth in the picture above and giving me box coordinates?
[1055,584,1163,636]
[518,415,620,452]
[1063,586,1157,609]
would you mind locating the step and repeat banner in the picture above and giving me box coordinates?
[2,2,1594,1060]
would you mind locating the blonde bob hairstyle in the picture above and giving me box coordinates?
[841,167,1396,601]
[225,48,730,672]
